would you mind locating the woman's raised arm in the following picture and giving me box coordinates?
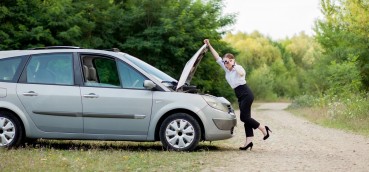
[204,39,220,61]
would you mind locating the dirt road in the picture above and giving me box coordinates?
[203,103,369,171]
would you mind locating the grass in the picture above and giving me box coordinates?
[288,107,369,137]
[0,140,234,172]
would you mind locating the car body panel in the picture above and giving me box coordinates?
[16,84,83,133]
[198,105,235,141]
[0,83,38,137]
[176,44,208,91]
[81,87,152,138]
[146,91,208,140]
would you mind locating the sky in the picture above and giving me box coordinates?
[223,0,323,40]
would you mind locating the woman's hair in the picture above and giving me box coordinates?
[223,53,235,59]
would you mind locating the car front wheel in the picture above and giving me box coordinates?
[0,111,23,148]
[159,113,201,151]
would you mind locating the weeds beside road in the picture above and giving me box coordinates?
[0,141,226,171]
[289,107,369,137]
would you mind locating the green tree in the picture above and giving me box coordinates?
[0,0,237,101]
[248,64,277,101]
[223,32,307,100]
[315,0,369,90]
[0,0,53,49]
[118,0,235,78]
[116,0,237,101]
[0,0,124,49]
[280,32,323,94]
[224,31,282,72]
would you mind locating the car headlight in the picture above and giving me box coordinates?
[202,95,229,112]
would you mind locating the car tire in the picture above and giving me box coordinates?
[0,111,24,148]
[159,113,201,151]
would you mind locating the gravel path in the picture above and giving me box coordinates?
[202,103,369,171]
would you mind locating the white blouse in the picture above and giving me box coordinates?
[216,57,246,89]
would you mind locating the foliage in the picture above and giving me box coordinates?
[0,0,124,49]
[247,64,277,101]
[325,56,362,96]
[223,31,282,72]
[290,93,369,136]
[0,0,236,101]
[291,0,366,103]
[223,32,321,100]
[290,0,369,130]
[315,0,369,89]
[289,94,316,108]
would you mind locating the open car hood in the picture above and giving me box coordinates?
[176,44,208,91]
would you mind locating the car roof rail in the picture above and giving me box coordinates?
[31,46,82,50]
[104,48,121,52]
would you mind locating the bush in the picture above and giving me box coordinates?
[339,94,369,120]
[289,94,316,108]
[325,56,362,96]
[248,64,277,101]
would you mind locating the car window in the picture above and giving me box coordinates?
[117,61,146,89]
[0,56,23,82]
[26,53,74,85]
[123,53,176,82]
[84,58,120,88]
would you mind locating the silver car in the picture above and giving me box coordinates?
[0,45,236,151]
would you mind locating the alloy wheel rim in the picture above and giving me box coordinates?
[165,119,195,149]
[0,117,16,146]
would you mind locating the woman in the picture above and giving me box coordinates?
[204,39,271,151]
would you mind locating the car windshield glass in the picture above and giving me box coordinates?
[121,53,177,83]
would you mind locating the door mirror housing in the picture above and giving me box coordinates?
[144,80,156,90]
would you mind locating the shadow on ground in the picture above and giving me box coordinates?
[17,139,229,152]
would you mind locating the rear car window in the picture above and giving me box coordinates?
[26,53,74,85]
[0,56,24,82]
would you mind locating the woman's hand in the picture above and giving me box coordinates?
[233,63,245,77]
[203,39,219,61]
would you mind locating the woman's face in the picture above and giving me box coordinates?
[222,57,234,70]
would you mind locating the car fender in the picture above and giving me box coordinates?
[146,93,208,140]
[0,101,33,136]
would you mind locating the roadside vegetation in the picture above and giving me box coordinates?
[0,140,228,171]
[0,0,238,101]
[223,0,369,135]
[290,0,369,136]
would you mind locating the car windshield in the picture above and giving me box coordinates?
[121,53,177,83]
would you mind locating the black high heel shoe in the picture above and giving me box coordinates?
[239,142,253,151]
[263,126,272,140]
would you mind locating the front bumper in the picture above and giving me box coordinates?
[212,118,237,130]
[200,105,237,141]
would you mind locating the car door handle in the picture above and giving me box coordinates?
[22,91,38,96]
[83,93,99,98]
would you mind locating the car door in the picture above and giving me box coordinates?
[16,53,83,133]
[80,55,153,139]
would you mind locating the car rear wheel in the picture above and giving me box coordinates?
[159,113,201,151]
[0,111,24,148]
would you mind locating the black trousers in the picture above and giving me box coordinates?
[234,84,260,137]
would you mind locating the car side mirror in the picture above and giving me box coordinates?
[144,80,156,90]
